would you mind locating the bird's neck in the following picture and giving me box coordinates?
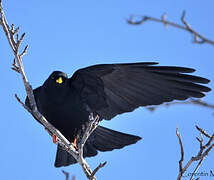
[43,85,70,104]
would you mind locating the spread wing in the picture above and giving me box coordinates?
[69,62,211,120]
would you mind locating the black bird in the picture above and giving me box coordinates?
[25,62,211,167]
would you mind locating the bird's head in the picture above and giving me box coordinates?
[49,71,68,85]
[43,71,69,94]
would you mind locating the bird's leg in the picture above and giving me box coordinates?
[72,127,85,151]
[52,134,58,144]
[45,127,58,144]
[72,138,78,150]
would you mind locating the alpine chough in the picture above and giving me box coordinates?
[25,62,211,167]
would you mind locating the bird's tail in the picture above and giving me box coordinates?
[54,125,141,167]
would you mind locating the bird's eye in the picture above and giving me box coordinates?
[56,77,63,84]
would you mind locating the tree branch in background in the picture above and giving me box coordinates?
[62,170,70,180]
[90,162,107,180]
[176,127,214,180]
[62,170,76,180]
[176,128,184,178]
[146,99,214,114]
[0,1,105,179]
[127,10,214,46]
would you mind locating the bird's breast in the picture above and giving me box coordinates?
[37,90,90,141]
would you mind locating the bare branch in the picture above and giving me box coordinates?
[16,32,25,52]
[90,161,107,180]
[147,99,214,113]
[15,94,32,114]
[190,158,203,180]
[176,126,214,180]
[196,125,212,139]
[0,1,104,179]
[62,170,70,180]
[13,26,20,35]
[127,11,214,46]
[20,45,28,58]
[12,58,20,73]
[62,170,76,180]
[79,114,100,151]
[176,128,184,179]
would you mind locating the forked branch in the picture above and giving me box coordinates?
[62,170,70,180]
[127,11,214,46]
[0,1,105,179]
[176,127,214,180]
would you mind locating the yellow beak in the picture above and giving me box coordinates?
[56,77,63,84]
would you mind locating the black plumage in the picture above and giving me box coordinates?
[25,62,211,167]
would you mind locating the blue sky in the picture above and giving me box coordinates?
[0,0,214,180]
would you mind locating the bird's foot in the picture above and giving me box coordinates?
[72,138,78,151]
[52,134,58,144]
[45,127,58,144]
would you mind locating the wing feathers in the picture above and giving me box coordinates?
[153,71,210,84]
[138,66,195,73]
[70,62,211,120]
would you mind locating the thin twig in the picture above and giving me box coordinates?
[196,125,212,139]
[189,158,203,180]
[147,99,214,112]
[127,11,214,46]
[0,1,104,179]
[190,144,214,180]
[176,128,184,180]
[176,126,214,180]
[15,94,32,114]
[62,170,70,180]
[20,45,28,58]
[90,162,107,180]
[12,58,20,73]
